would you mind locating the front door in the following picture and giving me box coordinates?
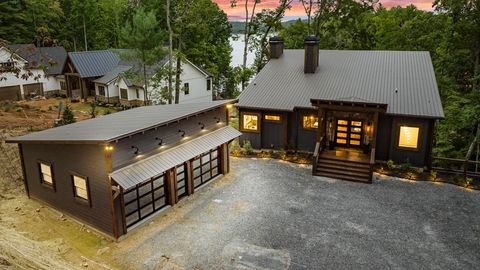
[335,119,363,147]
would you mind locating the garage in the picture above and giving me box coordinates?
[0,85,21,101]
[176,164,187,200]
[23,83,44,97]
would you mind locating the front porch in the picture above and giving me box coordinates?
[311,99,388,183]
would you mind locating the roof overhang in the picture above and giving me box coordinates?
[310,98,388,113]
[110,126,241,189]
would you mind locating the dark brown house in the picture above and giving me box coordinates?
[7,100,240,239]
[237,37,444,183]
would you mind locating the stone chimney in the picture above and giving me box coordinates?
[269,36,284,59]
[304,36,320,74]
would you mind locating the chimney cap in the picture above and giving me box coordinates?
[304,36,320,44]
[269,36,284,43]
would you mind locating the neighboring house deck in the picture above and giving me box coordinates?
[237,37,444,183]
[0,44,67,101]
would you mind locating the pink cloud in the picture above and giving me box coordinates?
[212,0,434,20]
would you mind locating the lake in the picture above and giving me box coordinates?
[230,35,255,68]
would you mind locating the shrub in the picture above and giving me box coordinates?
[48,106,53,111]
[399,159,412,173]
[242,140,253,155]
[430,170,438,181]
[104,110,111,115]
[40,109,46,113]
[15,107,23,112]
[465,177,473,187]
[55,105,76,127]
[387,160,394,170]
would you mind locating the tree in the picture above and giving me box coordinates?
[120,7,165,105]
[166,0,173,104]
[55,105,75,126]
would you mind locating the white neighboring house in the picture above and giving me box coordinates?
[0,44,67,101]
[92,55,213,106]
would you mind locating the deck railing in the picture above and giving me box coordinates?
[432,157,480,179]
[369,148,375,182]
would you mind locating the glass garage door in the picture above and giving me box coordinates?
[192,148,220,189]
[176,164,187,200]
[123,173,167,228]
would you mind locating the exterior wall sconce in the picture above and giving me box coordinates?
[214,116,220,123]
[226,104,233,109]
[178,129,186,137]
[131,146,139,155]
[198,122,205,130]
[155,137,163,146]
[104,145,114,151]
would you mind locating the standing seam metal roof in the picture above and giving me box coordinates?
[237,50,444,118]
[110,126,241,189]
[6,100,235,143]
[68,50,121,78]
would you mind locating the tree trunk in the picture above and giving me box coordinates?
[167,0,173,104]
[175,51,181,104]
[241,0,249,91]
[142,51,149,105]
[83,14,88,51]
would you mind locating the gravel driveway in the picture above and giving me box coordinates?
[114,157,480,269]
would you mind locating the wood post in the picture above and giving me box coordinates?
[166,168,177,206]
[371,111,379,149]
[18,144,30,198]
[185,160,194,195]
[219,143,229,175]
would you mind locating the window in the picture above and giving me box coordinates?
[0,61,15,69]
[60,81,66,90]
[303,115,318,129]
[398,126,420,149]
[184,83,190,95]
[207,79,211,91]
[241,113,259,132]
[39,162,54,187]
[120,88,128,99]
[98,85,105,96]
[72,174,90,203]
[135,89,140,99]
[264,115,281,122]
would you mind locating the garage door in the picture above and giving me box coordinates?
[0,85,21,101]
[176,164,187,200]
[192,148,220,189]
[123,173,167,228]
[23,83,43,97]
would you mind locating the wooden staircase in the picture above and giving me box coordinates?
[314,155,372,183]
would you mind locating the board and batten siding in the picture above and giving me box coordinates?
[111,107,227,170]
[21,143,115,236]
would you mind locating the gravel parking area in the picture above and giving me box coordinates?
[114,157,480,269]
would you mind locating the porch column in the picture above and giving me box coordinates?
[166,168,178,205]
[317,108,326,145]
[371,111,379,149]
[219,143,229,174]
[185,160,194,195]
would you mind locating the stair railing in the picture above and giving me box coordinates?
[312,136,324,174]
[369,147,375,183]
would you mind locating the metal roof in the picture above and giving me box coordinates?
[8,44,67,75]
[68,50,121,78]
[6,100,235,144]
[110,126,241,189]
[92,65,132,85]
[237,50,444,118]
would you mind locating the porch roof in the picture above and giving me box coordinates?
[110,126,241,189]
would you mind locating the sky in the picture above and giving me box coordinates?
[212,0,434,21]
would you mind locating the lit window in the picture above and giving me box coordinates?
[303,115,318,129]
[265,115,281,122]
[242,113,259,131]
[72,175,89,202]
[39,162,53,186]
[398,126,420,149]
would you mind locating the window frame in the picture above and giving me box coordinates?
[240,112,261,133]
[184,83,190,95]
[206,79,211,91]
[302,114,319,130]
[395,123,422,152]
[38,161,55,190]
[70,172,91,207]
[120,88,128,99]
[98,85,105,96]
[264,114,282,123]
[135,88,140,99]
